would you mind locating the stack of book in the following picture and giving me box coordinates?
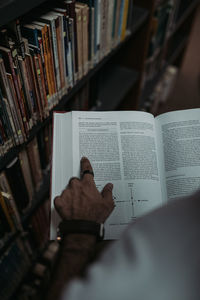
[0,0,133,156]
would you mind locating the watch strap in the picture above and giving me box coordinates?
[58,220,104,240]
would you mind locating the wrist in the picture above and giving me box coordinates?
[61,234,96,256]
[63,233,96,245]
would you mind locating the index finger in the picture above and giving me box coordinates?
[80,157,95,183]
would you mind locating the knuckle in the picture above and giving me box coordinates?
[70,180,79,188]
[54,196,61,208]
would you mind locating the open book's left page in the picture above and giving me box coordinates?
[51,111,163,240]
[51,112,73,239]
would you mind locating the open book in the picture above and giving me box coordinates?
[50,108,200,239]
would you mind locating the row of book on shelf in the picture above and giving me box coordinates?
[143,0,191,83]
[0,235,59,300]
[0,122,52,246]
[0,194,52,300]
[0,0,134,156]
[142,65,178,114]
[0,123,53,299]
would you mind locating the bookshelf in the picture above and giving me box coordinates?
[0,0,199,298]
[138,0,199,111]
[0,5,148,172]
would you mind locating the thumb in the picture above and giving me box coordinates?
[101,183,113,200]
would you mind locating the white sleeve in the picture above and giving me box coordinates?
[62,190,200,300]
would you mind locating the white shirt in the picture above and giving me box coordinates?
[62,191,200,300]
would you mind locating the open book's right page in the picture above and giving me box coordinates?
[155,108,200,204]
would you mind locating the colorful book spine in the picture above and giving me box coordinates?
[121,0,129,41]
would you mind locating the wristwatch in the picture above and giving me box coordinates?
[57,220,105,241]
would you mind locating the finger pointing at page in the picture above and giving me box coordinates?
[81,157,95,183]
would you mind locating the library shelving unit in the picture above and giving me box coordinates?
[0,0,199,298]
[0,3,150,171]
[138,0,200,110]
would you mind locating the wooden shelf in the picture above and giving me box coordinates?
[92,66,139,111]
[0,5,148,172]
[0,0,47,27]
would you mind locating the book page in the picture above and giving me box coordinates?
[71,111,163,239]
[156,108,200,204]
[50,112,73,239]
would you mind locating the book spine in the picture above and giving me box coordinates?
[27,137,43,190]
[5,157,29,213]
[6,50,24,112]
[33,55,46,118]
[68,18,76,87]
[0,191,15,232]
[42,25,54,109]
[114,0,121,46]
[15,19,26,59]
[66,0,79,82]
[60,15,68,91]
[47,24,58,106]
[1,191,23,231]
[38,37,50,101]
[17,56,33,130]
[107,0,115,53]
[55,17,65,91]
[100,0,106,59]
[75,7,83,79]
[0,171,13,195]
[82,5,89,75]
[19,149,34,203]
[10,49,30,135]
[37,52,49,117]
[24,54,39,123]
[0,59,19,145]
[18,57,34,128]
[66,17,74,88]
[117,0,125,41]
[21,26,39,48]
[90,7,95,68]
[96,0,101,62]
[0,91,14,153]
[93,0,98,64]
[50,19,61,93]
[7,74,23,144]
[121,0,129,41]
[28,50,43,121]
[62,15,71,89]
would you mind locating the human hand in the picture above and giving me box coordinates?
[54,157,115,224]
